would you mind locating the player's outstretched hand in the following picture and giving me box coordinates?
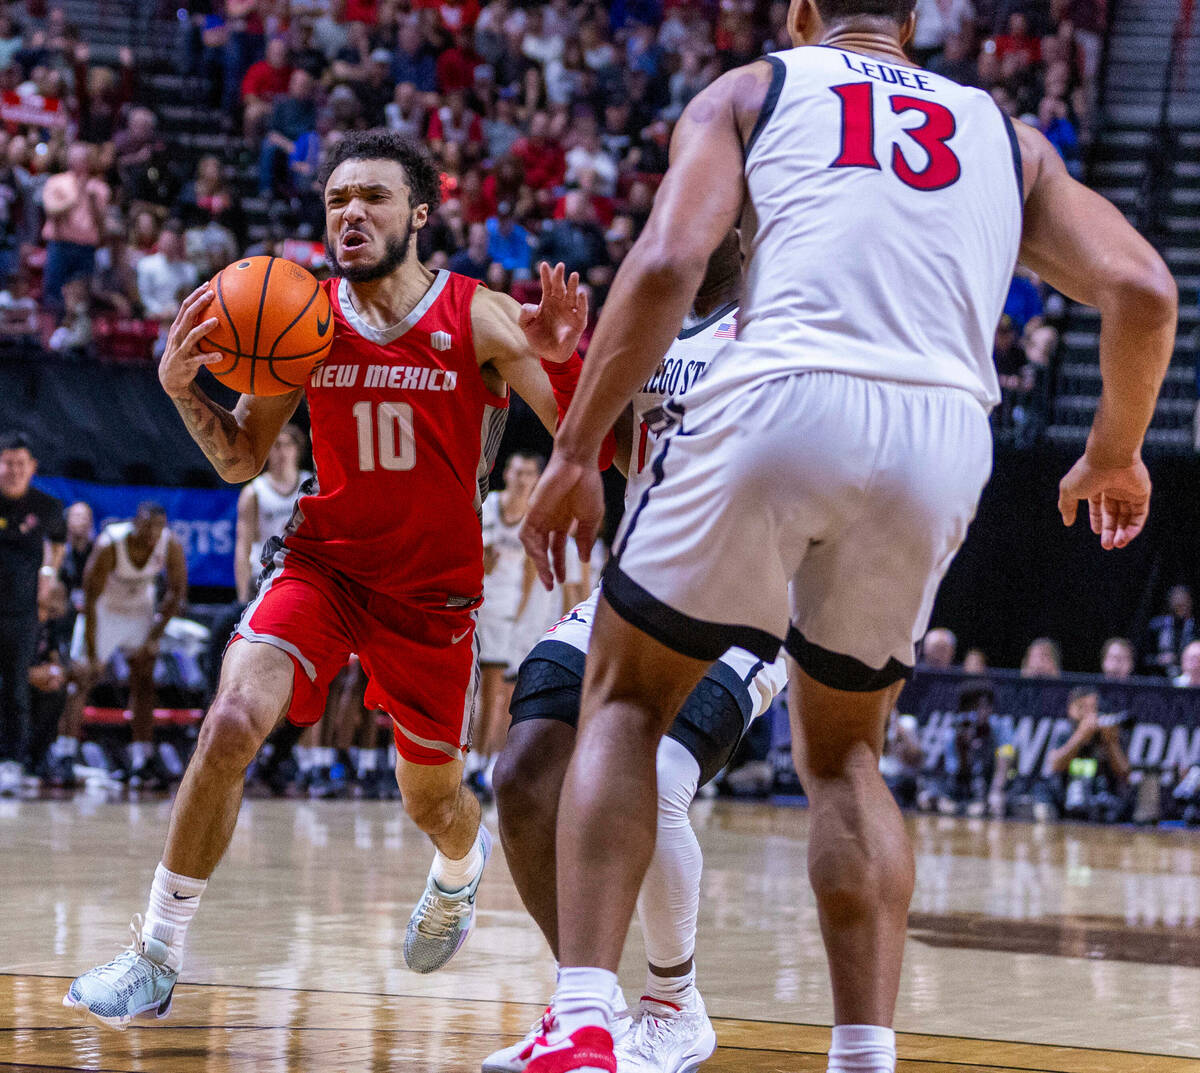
[520,452,604,589]
[519,261,588,365]
[158,284,222,400]
[1058,453,1151,550]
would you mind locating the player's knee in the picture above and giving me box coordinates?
[655,738,699,825]
[493,739,558,828]
[401,782,459,836]
[196,692,270,773]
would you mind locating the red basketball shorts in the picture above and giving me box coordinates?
[232,550,479,765]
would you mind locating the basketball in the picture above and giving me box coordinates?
[197,256,333,396]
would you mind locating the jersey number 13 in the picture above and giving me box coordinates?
[830,82,961,191]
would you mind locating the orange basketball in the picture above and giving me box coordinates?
[197,256,333,396]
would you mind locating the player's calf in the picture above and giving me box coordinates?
[494,717,577,957]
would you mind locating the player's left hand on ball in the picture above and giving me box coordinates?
[1057,453,1151,550]
[520,452,604,589]
[158,284,222,399]
[519,261,588,364]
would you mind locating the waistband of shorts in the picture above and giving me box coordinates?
[699,366,993,411]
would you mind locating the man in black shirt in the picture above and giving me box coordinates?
[0,432,66,792]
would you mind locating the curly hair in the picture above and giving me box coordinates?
[319,129,442,212]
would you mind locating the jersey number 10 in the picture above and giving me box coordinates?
[830,82,961,191]
[352,400,416,471]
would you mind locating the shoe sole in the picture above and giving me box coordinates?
[672,1025,717,1073]
[62,989,173,1031]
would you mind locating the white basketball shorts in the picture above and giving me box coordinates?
[70,608,154,665]
[604,371,993,690]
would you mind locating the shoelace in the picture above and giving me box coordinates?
[88,916,157,988]
[630,1003,684,1058]
[517,1007,556,1060]
[414,888,471,939]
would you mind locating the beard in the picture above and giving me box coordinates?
[326,223,411,283]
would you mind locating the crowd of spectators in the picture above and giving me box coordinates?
[0,0,1104,442]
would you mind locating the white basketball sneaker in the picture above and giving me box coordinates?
[482,1005,555,1072]
[63,915,178,1030]
[483,1000,633,1072]
[614,991,716,1073]
[405,826,493,973]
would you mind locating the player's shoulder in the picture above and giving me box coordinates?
[672,302,739,350]
[469,277,517,320]
[468,279,525,349]
[99,521,128,546]
[1010,117,1064,200]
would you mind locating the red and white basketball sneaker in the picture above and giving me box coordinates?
[524,1024,616,1073]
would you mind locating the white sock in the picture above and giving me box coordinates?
[828,1024,896,1073]
[143,863,207,972]
[348,747,360,769]
[464,750,486,776]
[130,741,153,769]
[296,746,315,773]
[552,965,618,1038]
[431,828,484,891]
[358,750,377,777]
[316,746,335,768]
[644,963,695,1007]
[54,735,79,758]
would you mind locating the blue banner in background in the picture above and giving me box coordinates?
[35,476,239,589]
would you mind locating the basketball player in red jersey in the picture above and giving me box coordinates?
[65,130,593,1027]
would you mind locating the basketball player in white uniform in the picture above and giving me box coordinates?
[518,1,1176,1071]
[71,502,188,788]
[484,233,787,1073]
[233,424,310,604]
[473,450,545,792]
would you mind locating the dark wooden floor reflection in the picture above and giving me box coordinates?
[2,798,1198,1071]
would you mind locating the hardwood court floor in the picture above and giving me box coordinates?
[2,796,1199,1072]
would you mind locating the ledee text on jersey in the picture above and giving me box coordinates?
[840,52,935,91]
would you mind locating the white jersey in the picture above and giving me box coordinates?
[96,522,169,619]
[702,45,1021,410]
[541,303,788,716]
[480,493,527,619]
[626,303,738,507]
[249,471,310,569]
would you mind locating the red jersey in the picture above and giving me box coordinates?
[283,270,508,605]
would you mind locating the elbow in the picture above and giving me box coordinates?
[220,461,259,485]
[1106,257,1178,328]
[627,237,709,293]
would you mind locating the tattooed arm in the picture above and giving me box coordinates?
[160,284,303,483]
